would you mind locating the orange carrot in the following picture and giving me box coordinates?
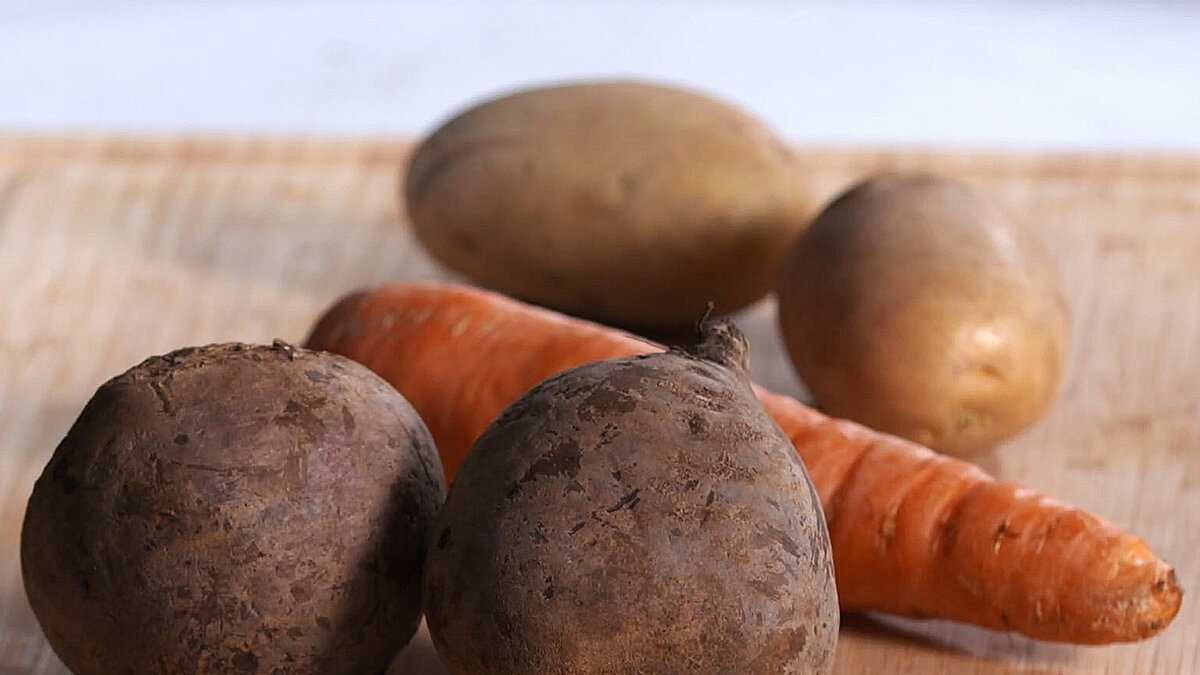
[305,282,1181,645]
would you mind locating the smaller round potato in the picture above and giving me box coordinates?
[405,80,811,332]
[21,342,446,674]
[777,174,1070,455]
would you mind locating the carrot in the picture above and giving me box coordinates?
[305,282,1182,645]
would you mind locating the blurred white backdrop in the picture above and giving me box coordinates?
[1,0,1198,149]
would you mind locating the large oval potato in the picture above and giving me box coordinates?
[776,174,1071,455]
[21,343,446,674]
[405,80,811,332]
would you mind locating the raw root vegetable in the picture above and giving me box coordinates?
[305,282,1183,645]
[22,343,446,673]
[776,173,1070,456]
[405,80,811,333]
[424,322,838,673]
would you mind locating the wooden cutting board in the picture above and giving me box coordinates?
[0,135,1196,674]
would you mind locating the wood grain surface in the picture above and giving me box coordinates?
[0,135,1196,674]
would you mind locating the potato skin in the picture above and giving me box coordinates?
[777,174,1071,455]
[424,325,838,674]
[21,343,446,674]
[405,80,811,332]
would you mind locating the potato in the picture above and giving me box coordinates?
[405,80,811,332]
[423,322,838,674]
[21,342,446,674]
[776,174,1071,455]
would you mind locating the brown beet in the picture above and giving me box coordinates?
[21,342,445,674]
[424,322,838,674]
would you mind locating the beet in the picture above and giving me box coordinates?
[22,342,445,674]
[424,321,838,673]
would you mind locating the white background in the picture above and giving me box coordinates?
[2,0,1199,150]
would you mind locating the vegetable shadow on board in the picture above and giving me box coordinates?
[840,612,1074,666]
